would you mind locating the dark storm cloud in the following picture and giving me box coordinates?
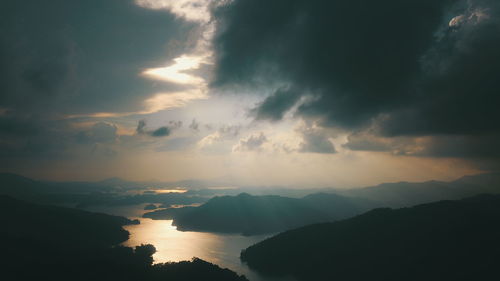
[0,112,71,158]
[379,4,500,137]
[0,0,195,116]
[0,0,197,160]
[252,87,302,121]
[151,127,171,137]
[213,0,454,128]
[0,114,40,137]
[417,135,500,158]
[136,120,175,138]
[342,133,393,153]
[212,0,500,160]
[343,132,500,159]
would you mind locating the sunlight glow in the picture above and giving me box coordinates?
[142,55,206,85]
[152,189,188,194]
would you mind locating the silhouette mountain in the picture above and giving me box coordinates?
[240,194,500,281]
[0,195,247,281]
[144,193,374,235]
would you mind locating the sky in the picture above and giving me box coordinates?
[1,0,499,188]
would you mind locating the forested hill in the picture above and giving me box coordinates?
[241,194,500,281]
[144,192,374,235]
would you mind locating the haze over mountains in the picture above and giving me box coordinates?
[3,172,500,236]
[4,172,498,205]
[336,172,500,207]
[141,173,500,234]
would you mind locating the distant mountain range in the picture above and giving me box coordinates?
[335,172,500,207]
[240,194,500,281]
[143,173,500,235]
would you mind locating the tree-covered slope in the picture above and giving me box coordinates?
[241,194,500,281]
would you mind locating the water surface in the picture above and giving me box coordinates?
[85,205,293,281]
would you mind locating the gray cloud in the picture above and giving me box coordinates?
[343,131,500,160]
[234,132,268,152]
[169,120,183,129]
[189,119,200,131]
[136,120,175,138]
[77,122,118,144]
[136,120,147,135]
[252,87,301,121]
[342,133,394,153]
[151,127,171,137]
[298,126,336,154]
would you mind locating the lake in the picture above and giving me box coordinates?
[85,204,294,281]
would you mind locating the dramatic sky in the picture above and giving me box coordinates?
[1,0,499,187]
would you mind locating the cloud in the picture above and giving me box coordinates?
[251,87,302,121]
[197,124,241,150]
[189,119,200,131]
[212,0,452,127]
[210,0,500,161]
[151,127,171,137]
[135,0,212,23]
[343,130,500,160]
[169,120,183,129]
[0,114,40,137]
[297,125,336,154]
[135,119,178,138]
[0,0,198,118]
[136,120,147,135]
[77,122,118,144]
[342,133,394,153]
[233,132,268,152]
[69,90,208,118]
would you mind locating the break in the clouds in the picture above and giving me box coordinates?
[212,0,500,160]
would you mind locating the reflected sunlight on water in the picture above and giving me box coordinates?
[85,205,294,281]
[123,219,264,269]
[152,189,187,194]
